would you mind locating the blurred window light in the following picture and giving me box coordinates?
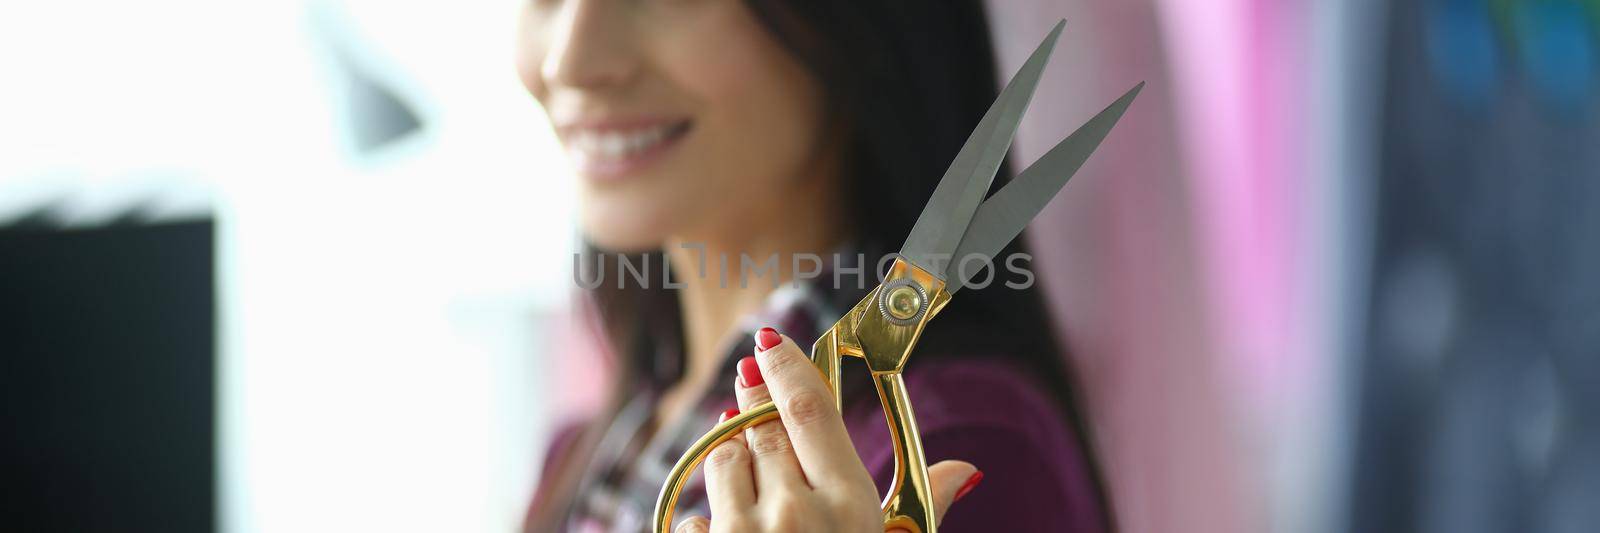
[4,1,576,532]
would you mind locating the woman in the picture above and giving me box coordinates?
[517,0,1109,531]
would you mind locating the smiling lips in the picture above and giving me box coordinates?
[560,119,693,181]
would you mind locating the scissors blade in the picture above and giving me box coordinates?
[899,19,1065,280]
[945,82,1144,294]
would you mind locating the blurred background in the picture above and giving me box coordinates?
[1,0,1594,532]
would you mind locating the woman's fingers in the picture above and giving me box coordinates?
[702,408,756,514]
[926,460,982,523]
[752,328,873,489]
[733,358,807,493]
[733,358,771,412]
[883,461,982,533]
[674,515,710,533]
[711,328,979,532]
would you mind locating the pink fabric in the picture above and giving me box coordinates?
[984,1,1309,532]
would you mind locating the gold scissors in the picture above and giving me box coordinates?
[653,20,1141,533]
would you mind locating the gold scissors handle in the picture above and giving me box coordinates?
[650,327,842,532]
[652,258,951,533]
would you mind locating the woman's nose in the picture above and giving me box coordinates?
[541,0,638,91]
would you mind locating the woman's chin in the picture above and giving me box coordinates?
[579,215,674,253]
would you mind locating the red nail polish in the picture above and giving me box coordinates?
[737,356,764,388]
[755,327,781,351]
[719,408,739,422]
[953,471,983,502]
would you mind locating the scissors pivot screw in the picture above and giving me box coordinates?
[879,279,928,326]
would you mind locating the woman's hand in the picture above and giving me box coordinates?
[676,327,984,533]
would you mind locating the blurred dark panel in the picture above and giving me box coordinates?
[1351,1,1599,532]
[1,220,215,532]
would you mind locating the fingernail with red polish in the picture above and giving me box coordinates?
[755,327,781,351]
[954,471,984,502]
[737,356,764,388]
[719,408,739,422]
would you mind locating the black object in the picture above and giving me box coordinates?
[1,220,215,532]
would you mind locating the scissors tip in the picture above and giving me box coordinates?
[1046,19,1066,44]
[1116,82,1146,107]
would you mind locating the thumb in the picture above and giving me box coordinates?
[928,460,982,523]
[887,460,982,533]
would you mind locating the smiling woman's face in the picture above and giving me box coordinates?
[518,0,832,251]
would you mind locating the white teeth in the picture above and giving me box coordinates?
[566,124,680,162]
[601,135,626,156]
